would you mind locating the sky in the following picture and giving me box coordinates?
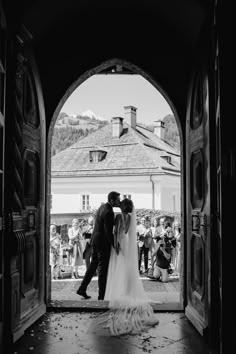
[61,74,173,125]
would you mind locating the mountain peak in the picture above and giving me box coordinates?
[81,109,96,118]
[81,109,106,121]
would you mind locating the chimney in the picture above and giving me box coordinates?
[154,120,165,140]
[124,105,137,129]
[112,116,124,138]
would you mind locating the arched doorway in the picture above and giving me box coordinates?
[1,1,227,351]
[46,58,184,311]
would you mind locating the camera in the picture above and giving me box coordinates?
[163,236,172,251]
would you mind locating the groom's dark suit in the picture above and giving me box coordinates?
[77,202,115,300]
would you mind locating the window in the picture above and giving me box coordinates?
[82,195,90,211]
[161,155,172,164]
[123,194,131,200]
[89,150,107,162]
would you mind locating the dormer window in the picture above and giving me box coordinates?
[89,150,107,162]
[161,155,172,164]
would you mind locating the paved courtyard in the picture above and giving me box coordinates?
[50,264,181,311]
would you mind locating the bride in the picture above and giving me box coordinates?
[102,198,159,336]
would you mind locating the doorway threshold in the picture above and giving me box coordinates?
[49,276,183,312]
[47,298,183,312]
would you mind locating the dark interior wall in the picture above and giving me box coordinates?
[13,1,209,132]
[3,0,210,133]
[33,14,188,131]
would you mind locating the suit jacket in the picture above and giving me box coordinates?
[91,202,115,250]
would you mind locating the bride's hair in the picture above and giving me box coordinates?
[121,198,133,213]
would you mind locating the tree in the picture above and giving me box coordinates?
[162,114,180,151]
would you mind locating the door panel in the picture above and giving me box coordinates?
[185,65,211,335]
[0,4,6,349]
[6,31,46,342]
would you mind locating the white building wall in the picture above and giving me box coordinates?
[160,175,181,212]
[160,187,181,212]
[154,184,161,210]
[51,174,180,213]
[51,194,81,213]
[90,193,107,209]
[51,192,154,212]
[129,193,153,209]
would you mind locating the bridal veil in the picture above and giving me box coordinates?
[98,206,159,336]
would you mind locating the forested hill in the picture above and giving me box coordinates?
[151,114,180,151]
[51,112,180,156]
[51,112,108,156]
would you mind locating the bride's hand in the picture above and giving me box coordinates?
[116,242,120,255]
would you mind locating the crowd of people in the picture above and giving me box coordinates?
[49,216,95,280]
[50,214,181,283]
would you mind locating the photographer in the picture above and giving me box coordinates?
[152,236,172,282]
[164,223,177,274]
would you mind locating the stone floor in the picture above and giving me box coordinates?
[11,264,213,353]
[13,311,213,354]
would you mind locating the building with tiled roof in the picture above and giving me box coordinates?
[51,106,180,222]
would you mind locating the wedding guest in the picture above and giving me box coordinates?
[153,217,166,240]
[137,216,146,273]
[82,215,94,270]
[173,220,181,275]
[137,216,153,273]
[68,218,84,279]
[58,224,69,265]
[50,224,62,280]
[151,218,159,240]
[150,218,158,264]
[145,216,155,268]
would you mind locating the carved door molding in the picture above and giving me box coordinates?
[0,4,6,349]
[4,28,46,342]
[185,62,211,336]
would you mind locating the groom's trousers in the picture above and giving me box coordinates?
[78,244,110,300]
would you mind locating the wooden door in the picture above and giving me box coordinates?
[185,60,212,336]
[4,29,46,343]
[0,4,6,350]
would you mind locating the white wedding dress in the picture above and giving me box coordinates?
[102,207,159,336]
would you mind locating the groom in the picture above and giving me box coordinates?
[76,191,121,300]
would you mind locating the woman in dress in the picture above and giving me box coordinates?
[150,217,159,264]
[173,220,181,275]
[50,224,62,280]
[151,217,158,238]
[103,198,159,336]
[68,218,84,279]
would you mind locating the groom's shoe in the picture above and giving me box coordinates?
[76,289,91,299]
